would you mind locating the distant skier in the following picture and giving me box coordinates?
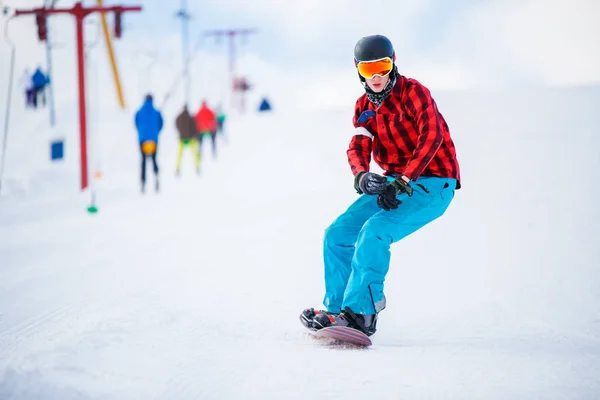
[134,94,163,193]
[301,35,461,337]
[258,97,272,112]
[30,67,49,109]
[175,105,200,175]
[216,105,227,142]
[18,68,34,108]
[194,100,218,158]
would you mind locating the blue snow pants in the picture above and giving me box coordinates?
[323,176,457,315]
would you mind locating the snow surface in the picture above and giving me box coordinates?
[1,85,600,399]
[1,3,600,399]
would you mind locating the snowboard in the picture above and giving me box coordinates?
[299,314,372,347]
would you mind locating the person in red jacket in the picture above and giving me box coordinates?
[301,35,461,337]
[194,100,218,158]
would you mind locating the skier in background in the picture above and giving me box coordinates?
[301,35,461,337]
[216,105,227,143]
[134,94,163,193]
[194,100,218,158]
[175,105,200,175]
[18,68,34,108]
[31,67,49,109]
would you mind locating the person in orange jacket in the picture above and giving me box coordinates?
[194,100,218,158]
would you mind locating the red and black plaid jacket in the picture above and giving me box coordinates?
[348,74,461,189]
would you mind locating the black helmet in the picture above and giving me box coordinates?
[354,35,395,63]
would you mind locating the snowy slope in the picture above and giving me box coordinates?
[1,1,600,398]
[1,83,600,399]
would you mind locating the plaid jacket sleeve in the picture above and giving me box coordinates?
[347,99,374,175]
[402,84,445,181]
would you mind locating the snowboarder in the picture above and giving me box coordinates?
[302,35,461,337]
[134,94,163,193]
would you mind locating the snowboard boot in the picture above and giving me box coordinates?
[312,307,378,337]
[341,307,378,336]
[300,308,338,330]
[311,312,350,331]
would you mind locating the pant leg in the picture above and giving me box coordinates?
[32,88,38,108]
[197,134,204,157]
[211,131,217,156]
[342,177,457,315]
[219,122,227,143]
[140,145,147,184]
[176,140,185,172]
[26,89,33,107]
[191,138,201,170]
[151,148,159,175]
[322,194,383,313]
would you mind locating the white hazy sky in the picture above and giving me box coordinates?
[2,0,599,91]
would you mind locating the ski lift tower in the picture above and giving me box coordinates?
[203,28,257,113]
[12,1,142,191]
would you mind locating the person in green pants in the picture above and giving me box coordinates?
[175,105,200,175]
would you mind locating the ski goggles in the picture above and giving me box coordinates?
[355,57,394,79]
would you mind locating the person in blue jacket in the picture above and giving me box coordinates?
[134,94,164,193]
[31,67,49,109]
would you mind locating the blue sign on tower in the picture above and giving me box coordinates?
[50,139,64,161]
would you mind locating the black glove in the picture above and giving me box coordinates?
[354,171,388,195]
[376,177,413,211]
[389,177,413,197]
